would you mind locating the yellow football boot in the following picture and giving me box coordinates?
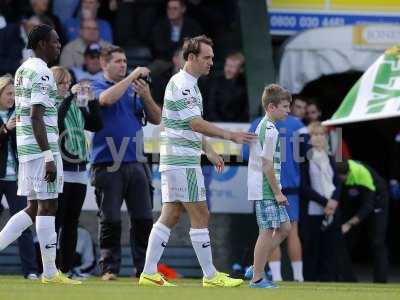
[138,272,176,287]
[203,272,243,287]
[41,271,82,285]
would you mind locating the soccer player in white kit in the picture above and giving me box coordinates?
[0,24,80,284]
[139,35,256,287]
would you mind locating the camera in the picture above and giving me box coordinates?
[138,74,152,85]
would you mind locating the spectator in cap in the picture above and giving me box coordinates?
[71,42,103,83]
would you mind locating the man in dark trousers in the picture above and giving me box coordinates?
[91,45,161,280]
[336,159,389,283]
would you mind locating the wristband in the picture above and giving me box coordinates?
[43,150,54,162]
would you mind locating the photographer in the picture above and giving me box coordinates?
[51,66,103,275]
[90,45,161,280]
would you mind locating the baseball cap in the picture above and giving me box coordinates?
[84,42,101,56]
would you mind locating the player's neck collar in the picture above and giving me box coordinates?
[180,69,198,84]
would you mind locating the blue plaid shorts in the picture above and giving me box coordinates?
[255,199,290,230]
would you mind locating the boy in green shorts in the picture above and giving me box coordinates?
[247,84,292,288]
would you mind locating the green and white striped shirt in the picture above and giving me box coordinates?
[248,116,281,200]
[0,110,17,181]
[159,70,203,172]
[14,58,59,162]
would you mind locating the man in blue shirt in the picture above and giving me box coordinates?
[91,45,161,280]
[269,112,307,282]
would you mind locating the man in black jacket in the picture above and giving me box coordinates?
[336,159,389,283]
[205,52,249,122]
[150,0,202,74]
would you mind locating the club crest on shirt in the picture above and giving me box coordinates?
[185,96,198,109]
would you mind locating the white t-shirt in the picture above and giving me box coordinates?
[248,116,281,200]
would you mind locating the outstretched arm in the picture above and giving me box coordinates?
[99,67,150,106]
[191,117,256,144]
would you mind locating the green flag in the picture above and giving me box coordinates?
[323,46,400,126]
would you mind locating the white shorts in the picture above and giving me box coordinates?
[161,168,206,203]
[17,155,64,200]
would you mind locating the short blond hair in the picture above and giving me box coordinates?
[50,66,71,84]
[308,121,327,135]
[0,75,14,98]
[261,84,291,110]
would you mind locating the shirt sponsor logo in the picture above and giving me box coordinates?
[39,83,48,95]
[185,96,199,109]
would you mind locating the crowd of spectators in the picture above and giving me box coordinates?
[0,0,250,122]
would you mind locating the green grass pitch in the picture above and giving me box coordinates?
[1,276,399,300]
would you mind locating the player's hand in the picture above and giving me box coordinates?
[230,131,257,144]
[129,67,150,81]
[206,151,224,173]
[341,223,352,234]
[324,199,338,216]
[132,79,151,101]
[6,117,16,131]
[275,193,288,206]
[45,161,57,182]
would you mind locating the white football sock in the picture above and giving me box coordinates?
[143,222,171,275]
[189,228,217,279]
[0,210,32,251]
[292,261,304,282]
[36,216,57,278]
[269,261,282,281]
